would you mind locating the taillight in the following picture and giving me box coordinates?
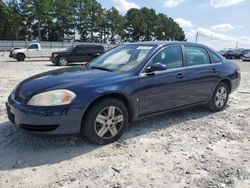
[236,62,240,72]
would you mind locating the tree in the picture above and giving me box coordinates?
[104,7,125,43]
[19,0,53,40]
[76,0,104,42]
[140,7,158,41]
[0,1,185,42]
[155,14,185,41]
[125,8,185,42]
[125,8,146,42]
[0,0,10,39]
[7,0,25,40]
[53,0,75,41]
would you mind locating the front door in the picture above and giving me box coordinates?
[139,45,190,116]
[25,44,40,58]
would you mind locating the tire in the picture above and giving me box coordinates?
[81,98,128,145]
[16,53,25,61]
[52,62,58,66]
[208,82,229,112]
[58,57,68,66]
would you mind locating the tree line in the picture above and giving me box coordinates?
[0,0,185,43]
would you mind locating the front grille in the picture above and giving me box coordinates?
[20,124,59,132]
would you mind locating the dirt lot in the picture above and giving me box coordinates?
[0,53,249,188]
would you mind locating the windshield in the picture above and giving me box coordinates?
[90,44,155,73]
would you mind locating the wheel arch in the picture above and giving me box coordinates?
[16,53,26,58]
[209,78,232,101]
[82,92,135,124]
[15,53,26,61]
[220,78,232,93]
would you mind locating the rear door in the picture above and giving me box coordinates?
[69,45,85,62]
[181,45,219,103]
[83,45,95,62]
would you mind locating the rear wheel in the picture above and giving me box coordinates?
[16,53,25,61]
[208,82,229,112]
[81,98,128,145]
[58,57,68,66]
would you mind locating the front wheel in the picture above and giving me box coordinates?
[58,57,68,66]
[81,98,128,145]
[16,53,25,61]
[208,82,229,112]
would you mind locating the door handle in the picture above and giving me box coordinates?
[211,68,217,74]
[176,73,185,79]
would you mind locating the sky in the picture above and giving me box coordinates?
[97,0,250,50]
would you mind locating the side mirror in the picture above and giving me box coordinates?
[146,63,167,73]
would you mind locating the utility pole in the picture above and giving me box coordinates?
[195,31,199,43]
[235,42,238,49]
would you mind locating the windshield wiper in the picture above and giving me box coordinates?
[91,66,113,72]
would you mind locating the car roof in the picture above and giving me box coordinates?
[125,41,209,48]
[75,44,104,48]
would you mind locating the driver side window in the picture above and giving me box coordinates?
[28,44,38,49]
[151,46,183,70]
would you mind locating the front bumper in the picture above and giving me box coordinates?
[6,96,82,137]
[51,56,58,64]
[11,53,18,59]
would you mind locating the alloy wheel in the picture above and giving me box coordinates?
[94,106,124,139]
[59,58,68,66]
[215,86,227,107]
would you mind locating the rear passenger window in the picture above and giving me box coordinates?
[210,51,221,63]
[96,46,104,51]
[86,45,96,52]
[185,47,210,67]
[76,45,85,52]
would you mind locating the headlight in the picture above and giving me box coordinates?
[53,54,58,57]
[12,51,17,54]
[27,89,76,106]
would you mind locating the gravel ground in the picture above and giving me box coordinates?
[0,53,249,188]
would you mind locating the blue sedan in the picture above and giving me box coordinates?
[6,41,241,144]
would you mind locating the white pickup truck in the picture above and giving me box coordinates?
[11,43,65,61]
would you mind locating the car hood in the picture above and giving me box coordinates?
[13,48,26,53]
[14,66,126,100]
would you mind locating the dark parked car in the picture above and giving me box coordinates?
[242,52,250,61]
[240,49,250,59]
[221,50,236,59]
[51,44,105,66]
[6,41,241,144]
[220,49,250,59]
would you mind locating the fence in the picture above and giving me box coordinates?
[0,40,116,51]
